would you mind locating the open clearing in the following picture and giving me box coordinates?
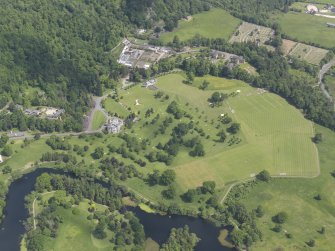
[229,22,274,45]
[118,73,318,192]
[159,8,240,43]
[273,11,335,48]
[283,39,329,65]
[240,126,335,251]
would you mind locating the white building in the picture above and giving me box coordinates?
[105,117,124,134]
[143,79,157,88]
[307,4,318,14]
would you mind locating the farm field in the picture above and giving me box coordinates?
[273,11,335,48]
[118,73,318,193]
[159,8,240,43]
[240,126,335,251]
[229,22,274,45]
[283,39,329,65]
[282,39,297,55]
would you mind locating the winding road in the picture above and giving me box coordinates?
[317,59,335,109]
[84,93,111,132]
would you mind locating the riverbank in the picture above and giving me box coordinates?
[0,168,233,251]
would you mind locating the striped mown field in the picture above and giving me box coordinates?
[167,76,319,189]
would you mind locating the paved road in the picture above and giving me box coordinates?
[8,130,102,141]
[318,59,335,108]
[84,92,113,132]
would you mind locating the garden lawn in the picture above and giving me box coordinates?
[160,8,240,43]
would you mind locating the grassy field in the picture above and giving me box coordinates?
[193,75,247,90]
[273,11,335,48]
[159,8,240,43]
[0,138,52,183]
[91,110,106,130]
[229,22,274,45]
[240,125,335,251]
[31,195,160,251]
[116,74,318,194]
[34,197,132,251]
[103,98,130,119]
[174,84,318,189]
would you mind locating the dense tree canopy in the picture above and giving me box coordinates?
[0,0,129,131]
[160,225,200,251]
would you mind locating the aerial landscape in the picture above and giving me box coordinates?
[0,0,334,250]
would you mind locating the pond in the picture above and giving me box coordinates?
[0,169,233,251]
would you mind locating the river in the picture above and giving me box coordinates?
[0,169,233,251]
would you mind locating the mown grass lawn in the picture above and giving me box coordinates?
[159,8,240,43]
[240,125,335,251]
[91,110,106,131]
[103,98,130,119]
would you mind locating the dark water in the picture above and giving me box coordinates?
[130,207,233,251]
[0,168,63,251]
[0,169,233,251]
